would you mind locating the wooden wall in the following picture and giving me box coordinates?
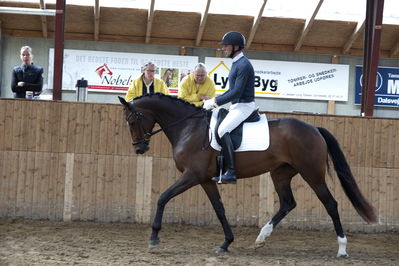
[0,99,398,232]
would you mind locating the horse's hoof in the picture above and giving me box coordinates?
[215,247,228,254]
[337,253,349,259]
[254,241,265,249]
[148,239,160,249]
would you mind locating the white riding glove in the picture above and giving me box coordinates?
[203,98,218,110]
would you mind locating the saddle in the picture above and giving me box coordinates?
[214,108,260,150]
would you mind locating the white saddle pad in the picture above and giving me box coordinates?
[209,108,270,152]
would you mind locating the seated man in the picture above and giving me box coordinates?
[125,62,169,101]
[178,63,216,107]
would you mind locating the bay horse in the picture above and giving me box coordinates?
[118,93,376,257]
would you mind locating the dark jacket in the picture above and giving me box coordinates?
[215,56,255,106]
[11,64,44,99]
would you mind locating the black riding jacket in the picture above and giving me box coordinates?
[11,63,43,99]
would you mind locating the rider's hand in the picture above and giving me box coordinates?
[203,98,218,110]
[200,94,211,100]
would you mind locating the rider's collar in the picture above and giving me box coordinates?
[232,52,244,63]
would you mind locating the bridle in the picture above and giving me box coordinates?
[124,102,207,147]
[125,106,159,146]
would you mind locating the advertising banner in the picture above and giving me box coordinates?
[205,57,349,101]
[355,66,399,107]
[48,49,198,95]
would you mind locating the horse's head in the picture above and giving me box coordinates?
[119,96,155,154]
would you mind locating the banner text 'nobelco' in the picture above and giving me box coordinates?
[48,48,198,94]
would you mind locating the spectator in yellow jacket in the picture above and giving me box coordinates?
[178,63,216,107]
[125,62,169,101]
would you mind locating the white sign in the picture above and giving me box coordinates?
[48,49,198,94]
[205,57,349,101]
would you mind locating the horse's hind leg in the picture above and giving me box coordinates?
[255,164,297,248]
[301,171,349,258]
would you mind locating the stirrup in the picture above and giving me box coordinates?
[213,169,236,184]
[211,176,220,183]
[219,176,237,184]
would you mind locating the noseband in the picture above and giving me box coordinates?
[125,104,162,146]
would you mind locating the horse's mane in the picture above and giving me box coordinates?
[133,93,207,113]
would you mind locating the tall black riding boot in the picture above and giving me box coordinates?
[213,133,237,184]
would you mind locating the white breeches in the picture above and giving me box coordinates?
[217,101,256,138]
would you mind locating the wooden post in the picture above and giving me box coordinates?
[52,0,66,101]
[361,0,384,116]
[215,48,222,58]
[327,101,335,115]
[179,46,186,56]
[0,20,2,97]
[63,153,74,222]
[258,173,274,227]
[135,156,153,223]
[327,55,339,114]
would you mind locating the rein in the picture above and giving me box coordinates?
[125,103,207,146]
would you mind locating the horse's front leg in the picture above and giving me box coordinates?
[201,181,234,253]
[149,171,199,248]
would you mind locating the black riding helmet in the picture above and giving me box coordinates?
[220,31,246,58]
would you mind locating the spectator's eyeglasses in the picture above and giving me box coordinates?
[146,70,156,73]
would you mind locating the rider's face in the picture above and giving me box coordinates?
[221,45,233,57]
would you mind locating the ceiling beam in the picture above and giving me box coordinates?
[7,28,399,58]
[0,6,56,16]
[389,38,399,57]
[94,0,100,41]
[246,0,267,49]
[195,0,211,46]
[39,0,48,38]
[145,0,155,44]
[342,20,365,54]
[294,0,324,51]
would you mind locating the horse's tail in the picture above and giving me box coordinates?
[317,127,377,223]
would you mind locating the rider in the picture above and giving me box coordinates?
[203,31,256,184]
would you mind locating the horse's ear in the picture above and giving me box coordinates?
[118,96,128,106]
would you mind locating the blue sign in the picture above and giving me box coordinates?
[355,66,399,107]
